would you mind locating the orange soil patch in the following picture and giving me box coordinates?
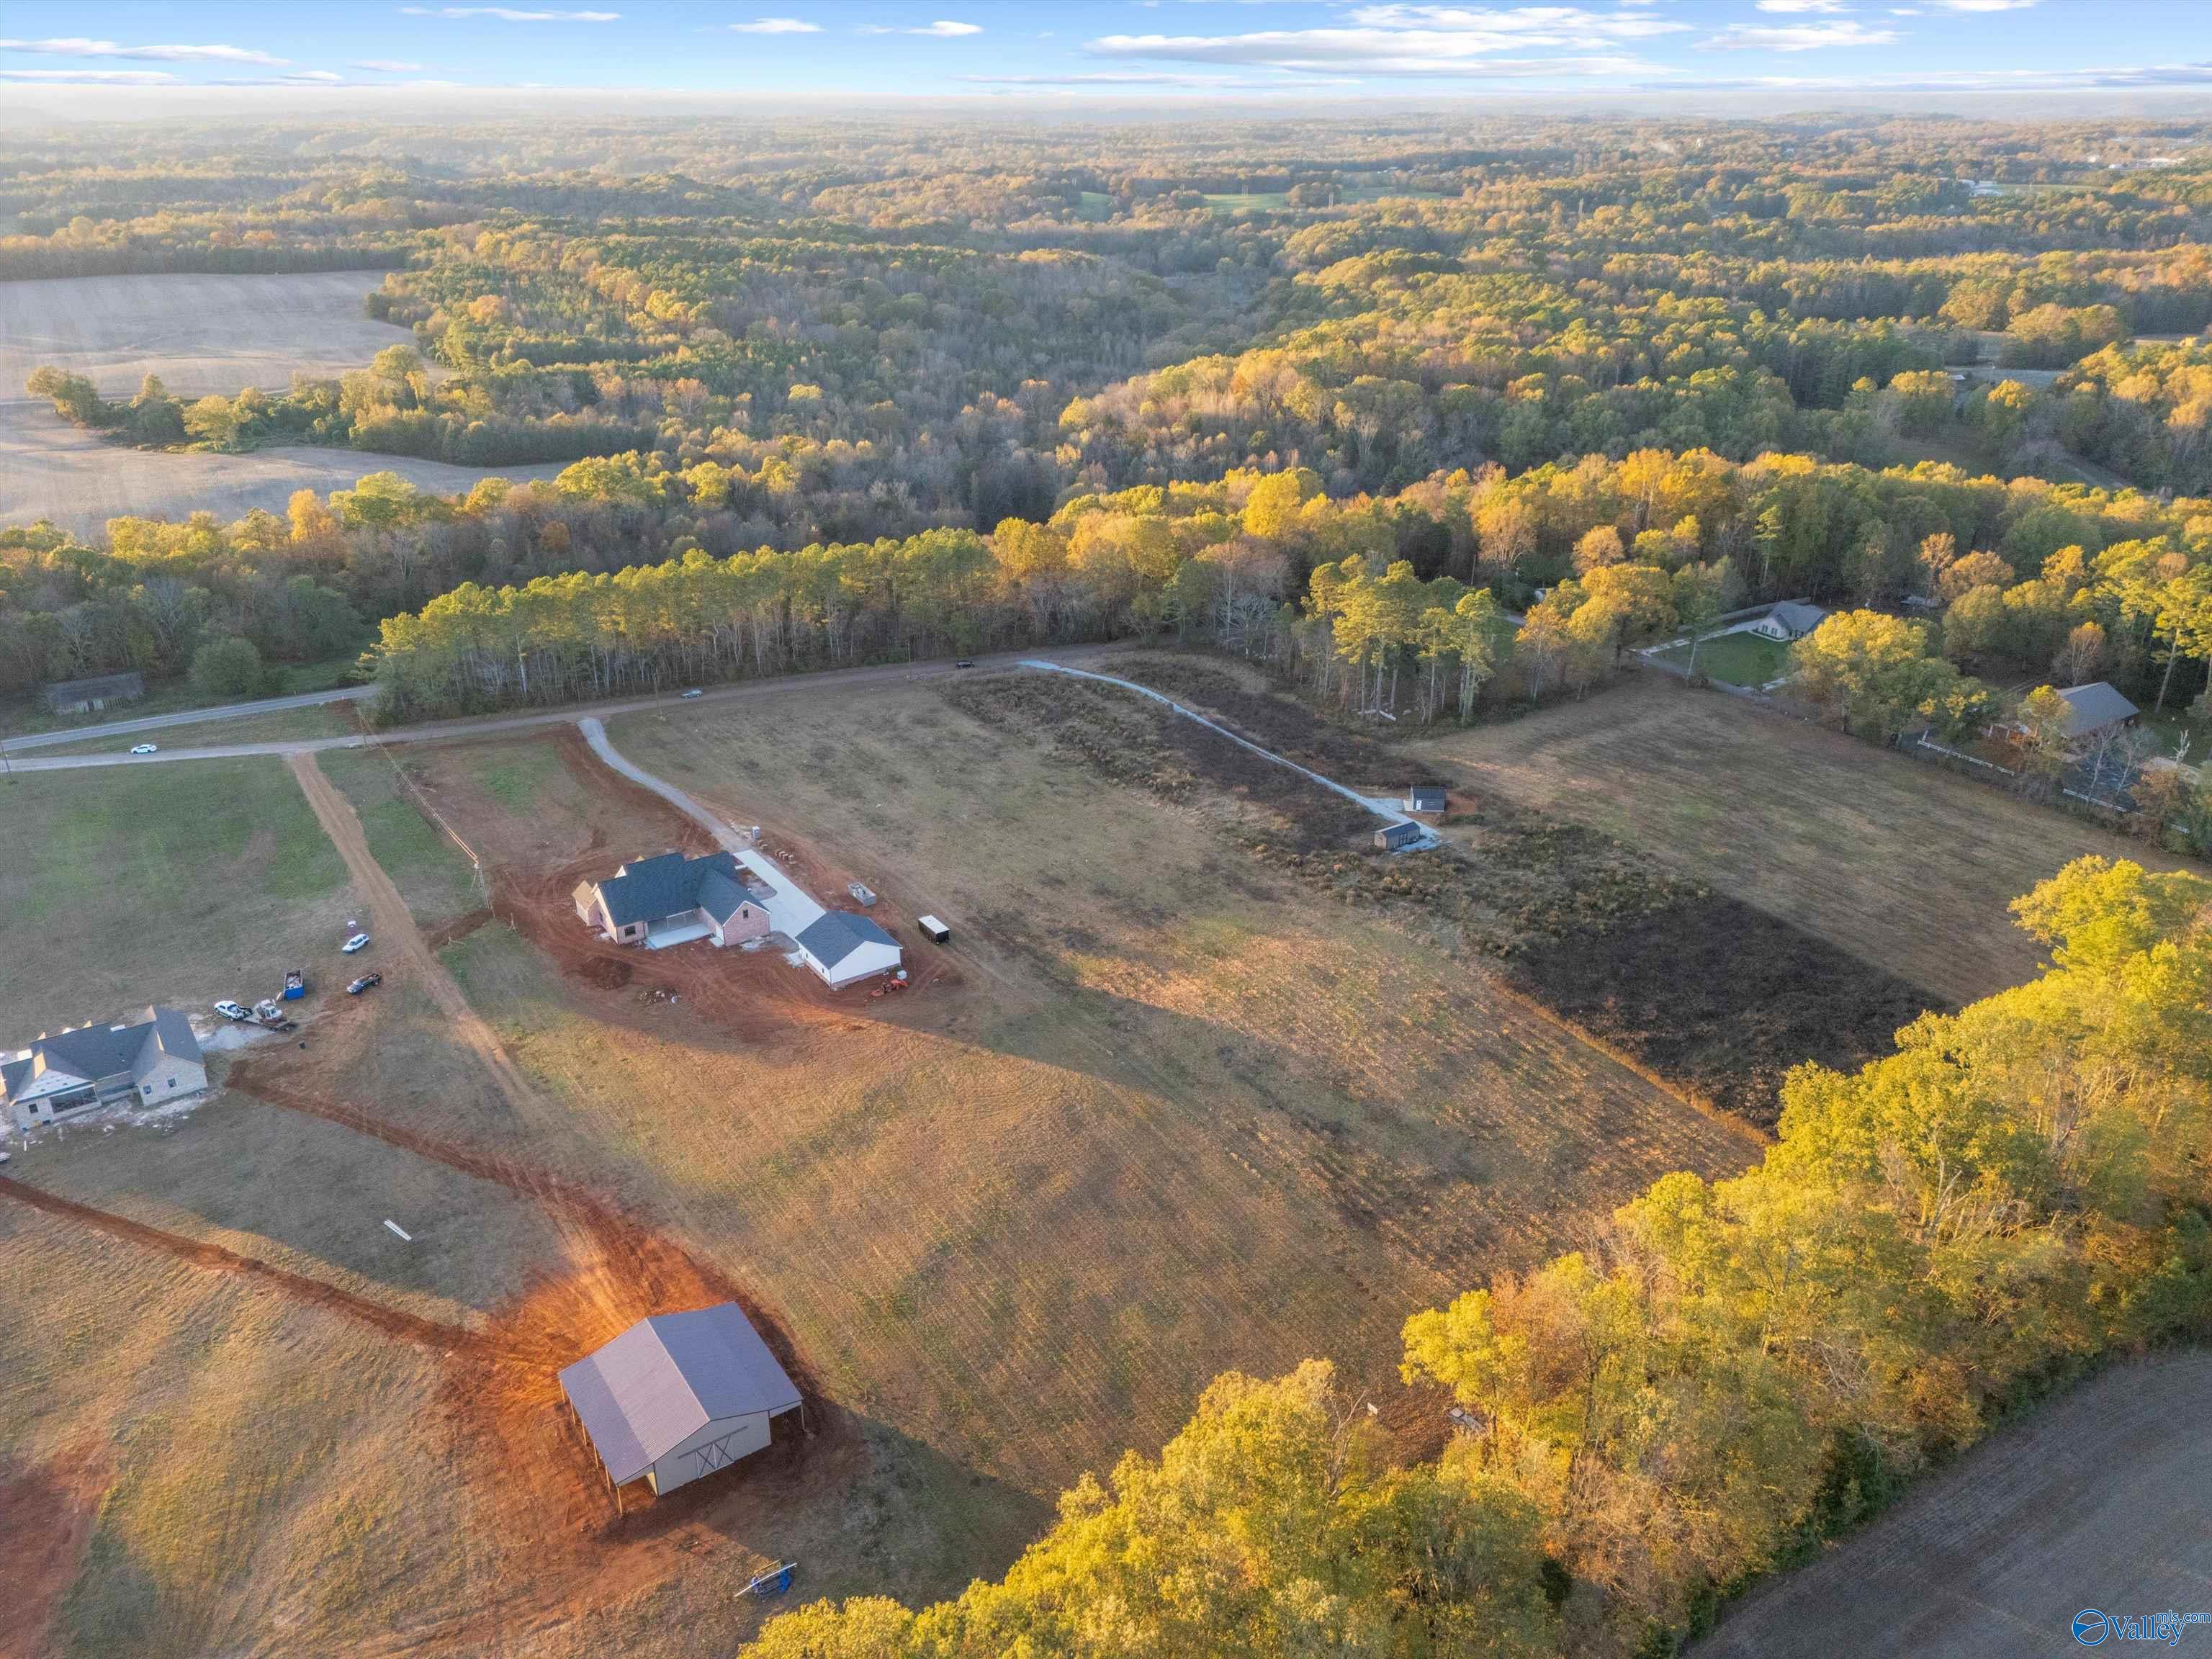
[0,1443,108,1659]
[420,906,493,950]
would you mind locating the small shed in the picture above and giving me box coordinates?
[1375,821,1423,852]
[559,1303,802,1499]
[1405,786,1447,815]
[917,914,951,945]
[43,671,145,714]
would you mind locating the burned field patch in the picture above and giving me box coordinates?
[951,665,1936,1129]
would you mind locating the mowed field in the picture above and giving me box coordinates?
[0,673,1761,1658]
[0,758,361,1032]
[0,271,567,534]
[1416,678,2180,1002]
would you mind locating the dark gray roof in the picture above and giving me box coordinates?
[558,1304,801,1485]
[2057,681,2139,738]
[1768,602,1827,634]
[44,670,144,700]
[796,909,898,967]
[695,867,765,928]
[1408,786,1447,809]
[1,1007,199,1105]
[591,850,739,928]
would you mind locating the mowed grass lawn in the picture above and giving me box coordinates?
[0,758,359,1030]
[1652,628,1790,687]
[1419,679,2184,1002]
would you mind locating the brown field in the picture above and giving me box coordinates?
[1696,1351,2212,1659]
[1415,677,2182,1003]
[0,671,1763,1657]
[0,270,567,534]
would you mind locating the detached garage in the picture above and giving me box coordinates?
[559,1303,803,1500]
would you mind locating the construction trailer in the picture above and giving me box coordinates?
[917,914,951,945]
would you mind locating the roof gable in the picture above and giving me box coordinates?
[3,1007,201,1106]
[558,1303,801,1485]
[2056,682,2139,737]
[796,909,897,966]
[592,850,739,927]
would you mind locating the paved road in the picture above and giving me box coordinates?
[0,644,1115,775]
[0,683,378,754]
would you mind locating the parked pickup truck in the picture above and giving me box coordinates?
[346,972,382,996]
[214,999,250,1021]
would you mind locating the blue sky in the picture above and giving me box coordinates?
[0,1,2204,100]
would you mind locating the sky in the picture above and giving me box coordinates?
[0,0,2206,103]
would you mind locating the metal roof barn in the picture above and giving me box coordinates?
[559,1304,802,1497]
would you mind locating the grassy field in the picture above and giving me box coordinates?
[1653,629,1790,687]
[0,758,359,1032]
[0,271,569,534]
[1416,678,2184,1002]
[0,671,1773,1656]
[28,702,366,756]
[315,747,485,930]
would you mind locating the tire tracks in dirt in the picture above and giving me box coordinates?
[286,750,552,1134]
[0,1176,500,1358]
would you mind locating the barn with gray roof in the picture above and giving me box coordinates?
[559,1303,803,1497]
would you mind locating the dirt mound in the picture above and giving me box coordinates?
[421,907,493,950]
[0,1443,108,1659]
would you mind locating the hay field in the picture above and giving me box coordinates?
[2,673,1760,1657]
[0,270,568,534]
[1416,680,2180,1002]
[0,757,360,1033]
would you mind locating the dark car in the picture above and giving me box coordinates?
[954,658,976,668]
[346,972,383,995]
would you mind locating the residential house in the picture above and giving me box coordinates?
[4,1007,205,1130]
[1747,602,1827,642]
[572,851,774,950]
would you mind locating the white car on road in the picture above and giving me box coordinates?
[130,742,158,755]
[341,932,372,954]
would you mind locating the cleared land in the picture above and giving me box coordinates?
[1696,1352,2212,1659]
[0,757,359,1033]
[0,673,1759,1658]
[1416,678,2182,1002]
[0,271,566,533]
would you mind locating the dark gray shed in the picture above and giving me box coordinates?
[1375,821,1423,851]
[559,1303,802,1496]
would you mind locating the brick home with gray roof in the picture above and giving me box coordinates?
[573,850,775,952]
[4,1007,205,1130]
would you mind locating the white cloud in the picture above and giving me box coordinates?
[0,66,179,83]
[397,7,621,19]
[729,16,819,31]
[861,19,983,35]
[1923,0,2041,9]
[353,58,430,71]
[1658,60,2212,91]
[0,37,287,64]
[1756,0,1851,10]
[960,70,1358,88]
[1086,6,1691,77]
[1702,19,1899,48]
